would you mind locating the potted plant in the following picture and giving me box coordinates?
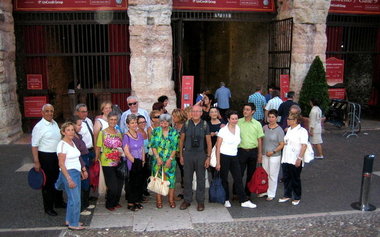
[298,56,330,129]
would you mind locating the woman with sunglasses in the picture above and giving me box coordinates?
[137,115,151,198]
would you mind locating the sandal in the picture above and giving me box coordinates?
[169,201,176,208]
[65,222,83,227]
[127,204,138,212]
[68,226,85,231]
[135,203,144,209]
[156,202,163,209]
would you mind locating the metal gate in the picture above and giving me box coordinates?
[14,12,131,125]
[268,18,293,88]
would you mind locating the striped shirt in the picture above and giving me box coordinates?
[265,96,283,111]
[248,92,266,120]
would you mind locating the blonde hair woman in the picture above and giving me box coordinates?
[93,101,112,143]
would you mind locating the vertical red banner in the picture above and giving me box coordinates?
[280,75,290,101]
[181,76,194,109]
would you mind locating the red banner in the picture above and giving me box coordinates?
[27,74,43,90]
[329,0,380,15]
[181,76,194,109]
[326,57,344,86]
[15,0,127,11]
[173,0,275,12]
[279,74,290,101]
[24,96,48,117]
[328,88,346,100]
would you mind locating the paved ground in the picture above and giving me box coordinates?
[0,119,379,236]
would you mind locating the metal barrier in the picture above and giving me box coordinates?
[343,101,361,138]
[351,155,376,211]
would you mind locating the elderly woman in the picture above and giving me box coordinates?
[309,98,324,159]
[123,114,145,211]
[216,110,257,209]
[55,122,87,230]
[279,112,308,206]
[149,114,179,208]
[93,101,113,143]
[262,109,285,201]
[95,111,124,211]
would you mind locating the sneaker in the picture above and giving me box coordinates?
[266,197,274,201]
[315,156,325,159]
[87,205,96,209]
[257,193,267,198]
[224,200,232,208]
[80,210,91,216]
[292,200,301,206]
[241,200,257,208]
[278,197,290,203]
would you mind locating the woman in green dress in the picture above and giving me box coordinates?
[150,114,179,209]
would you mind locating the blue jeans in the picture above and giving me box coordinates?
[59,169,81,227]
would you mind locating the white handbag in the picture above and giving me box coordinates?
[147,167,170,196]
[303,142,315,163]
[210,146,217,167]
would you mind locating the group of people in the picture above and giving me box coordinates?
[31,84,325,230]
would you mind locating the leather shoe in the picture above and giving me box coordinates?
[179,201,190,210]
[197,203,205,211]
[45,209,58,216]
[55,202,67,208]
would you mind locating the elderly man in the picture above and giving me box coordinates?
[32,104,65,216]
[278,91,298,129]
[120,96,151,133]
[179,105,212,211]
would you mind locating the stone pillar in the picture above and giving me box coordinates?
[128,0,176,112]
[276,0,331,100]
[0,1,23,144]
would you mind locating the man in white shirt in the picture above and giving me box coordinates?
[75,104,94,152]
[120,96,151,133]
[265,90,283,123]
[31,104,65,216]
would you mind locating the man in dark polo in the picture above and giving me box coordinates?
[179,105,212,211]
[32,104,65,216]
[236,103,264,198]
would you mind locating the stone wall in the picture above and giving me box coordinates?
[0,1,23,144]
[277,0,331,100]
[128,0,176,113]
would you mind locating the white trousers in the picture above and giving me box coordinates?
[262,155,281,198]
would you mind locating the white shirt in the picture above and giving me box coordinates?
[309,106,322,133]
[57,140,81,171]
[79,117,94,149]
[281,124,308,166]
[217,124,241,156]
[265,96,283,111]
[120,108,151,133]
[31,118,61,152]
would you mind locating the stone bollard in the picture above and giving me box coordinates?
[351,155,376,211]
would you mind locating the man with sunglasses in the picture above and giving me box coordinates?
[120,96,151,133]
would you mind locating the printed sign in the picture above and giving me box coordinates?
[328,88,346,100]
[15,0,127,11]
[181,76,194,109]
[24,96,48,117]
[27,74,43,90]
[173,0,275,12]
[329,0,380,14]
[326,57,344,87]
[279,74,290,101]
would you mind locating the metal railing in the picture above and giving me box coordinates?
[343,101,361,138]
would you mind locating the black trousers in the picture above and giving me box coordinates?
[102,166,124,209]
[127,159,144,203]
[235,148,258,196]
[220,154,248,203]
[282,163,303,200]
[218,108,228,120]
[39,151,64,211]
[142,153,151,192]
[80,152,93,211]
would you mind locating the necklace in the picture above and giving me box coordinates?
[268,123,278,129]
[128,131,138,139]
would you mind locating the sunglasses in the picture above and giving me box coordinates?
[128,102,137,106]
[153,116,160,119]
[287,118,296,120]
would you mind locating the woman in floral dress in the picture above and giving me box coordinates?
[150,114,179,209]
[95,111,124,211]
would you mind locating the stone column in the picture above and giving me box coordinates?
[128,0,176,112]
[276,0,331,99]
[0,1,23,144]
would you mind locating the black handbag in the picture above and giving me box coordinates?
[116,158,129,179]
[209,172,226,204]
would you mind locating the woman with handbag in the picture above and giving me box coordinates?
[149,114,179,208]
[279,112,308,206]
[123,114,145,211]
[215,110,257,209]
[95,111,124,211]
[262,109,284,201]
[55,122,87,230]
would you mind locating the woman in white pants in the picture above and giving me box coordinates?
[262,109,284,201]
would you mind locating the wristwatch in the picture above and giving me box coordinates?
[169,157,173,161]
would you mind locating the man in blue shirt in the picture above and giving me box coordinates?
[215,82,231,119]
[248,88,266,124]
